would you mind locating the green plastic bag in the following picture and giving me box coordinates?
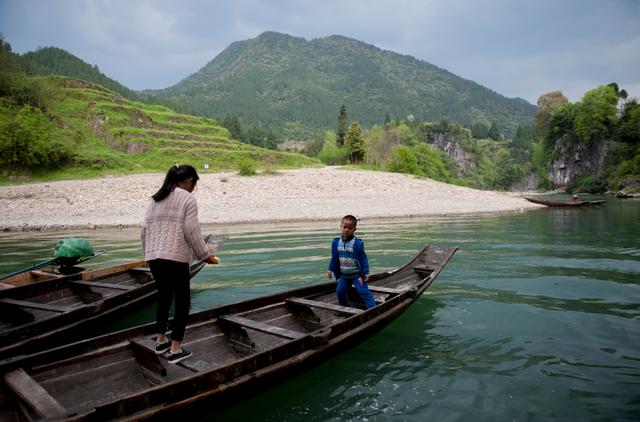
[53,238,94,259]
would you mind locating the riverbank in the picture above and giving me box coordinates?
[0,167,544,231]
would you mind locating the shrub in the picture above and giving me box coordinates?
[612,153,640,189]
[0,104,74,172]
[566,174,608,193]
[385,146,420,175]
[318,142,347,165]
[412,143,450,181]
[237,158,257,176]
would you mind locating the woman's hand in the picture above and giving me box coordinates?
[206,255,220,264]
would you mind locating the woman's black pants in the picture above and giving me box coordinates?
[148,259,190,342]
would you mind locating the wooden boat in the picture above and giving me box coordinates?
[0,260,206,361]
[0,245,456,421]
[524,196,606,207]
[0,259,145,290]
[0,235,223,290]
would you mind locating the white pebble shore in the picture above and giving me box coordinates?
[0,166,544,231]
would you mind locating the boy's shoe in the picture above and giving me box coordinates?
[163,348,192,364]
[154,339,171,355]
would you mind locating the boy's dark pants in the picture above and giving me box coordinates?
[336,276,377,309]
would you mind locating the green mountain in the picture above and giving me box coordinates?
[20,47,139,101]
[152,31,536,138]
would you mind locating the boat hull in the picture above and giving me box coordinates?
[0,245,455,421]
[524,196,606,207]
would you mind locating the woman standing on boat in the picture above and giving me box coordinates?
[141,164,219,364]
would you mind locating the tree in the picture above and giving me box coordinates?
[511,124,538,161]
[384,112,391,128]
[336,104,348,147]
[470,122,489,139]
[574,85,618,142]
[536,91,569,133]
[618,99,640,144]
[244,126,278,150]
[487,122,501,141]
[220,115,243,141]
[365,125,403,165]
[302,130,327,157]
[608,82,629,116]
[345,122,366,163]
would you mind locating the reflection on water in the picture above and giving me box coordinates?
[0,198,638,420]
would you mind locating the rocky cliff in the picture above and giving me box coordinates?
[429,132,476,174]
[547,139,610,187]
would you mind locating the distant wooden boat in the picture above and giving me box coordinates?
[524,196,606,207]
[0,245,455,421]
[0,260,206,361]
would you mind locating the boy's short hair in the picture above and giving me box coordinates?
[342,215,357,226]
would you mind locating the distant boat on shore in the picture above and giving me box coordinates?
[524,196,606,207]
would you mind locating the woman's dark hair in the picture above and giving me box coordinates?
[152,165,200,201]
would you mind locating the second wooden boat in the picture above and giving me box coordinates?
[0,259,145,290]
[0,244,456,421]
[0,259,206,361]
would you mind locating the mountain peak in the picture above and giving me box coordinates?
[159,32,535,138]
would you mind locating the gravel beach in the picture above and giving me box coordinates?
[0,167,544,231]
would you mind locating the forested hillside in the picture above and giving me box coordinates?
[0,39,316,180]
[20,47,140,101]
[151,31,536,139]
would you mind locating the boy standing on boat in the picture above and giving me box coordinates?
[327,215,376,309]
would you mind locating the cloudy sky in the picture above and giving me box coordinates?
[1,0,638,104]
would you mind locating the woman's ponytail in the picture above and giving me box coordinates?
[152,164,200,201]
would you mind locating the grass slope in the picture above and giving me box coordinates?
[3,76,317,182]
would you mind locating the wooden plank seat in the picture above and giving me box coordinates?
[71,280,136,291]
[286,297,363,315]
[0,298,71,313]
[4,368,69,419]
[218,315,306,340]
[129,338,167,379]
[413,265,434,277]
[367,286,404,294]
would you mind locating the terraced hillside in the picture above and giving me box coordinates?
[25,76,317,177]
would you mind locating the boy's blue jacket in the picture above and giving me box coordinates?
[328,236,369,279]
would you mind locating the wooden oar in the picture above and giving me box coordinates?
[0,257,61,282]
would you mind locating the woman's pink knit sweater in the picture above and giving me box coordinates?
[141,187,210,263]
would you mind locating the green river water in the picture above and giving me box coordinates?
[1,198,638,421]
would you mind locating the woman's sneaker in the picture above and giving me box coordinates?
[154,340,171,355]
[164,348,192,364]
